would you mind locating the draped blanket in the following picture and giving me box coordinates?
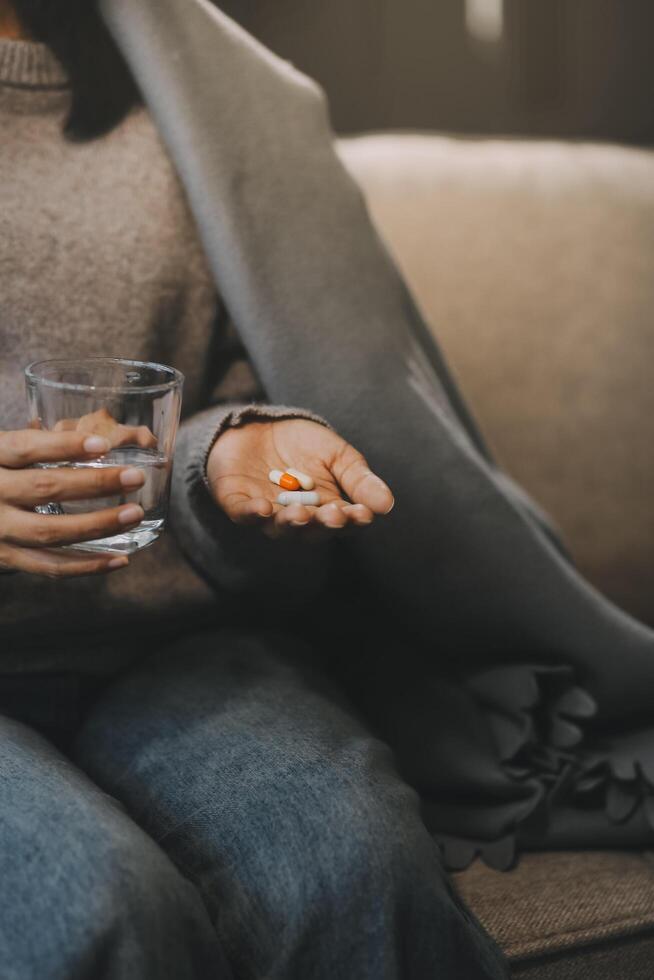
[100,0,654,871]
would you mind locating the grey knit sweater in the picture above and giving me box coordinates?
[0,38,325,674]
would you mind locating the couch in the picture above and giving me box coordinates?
[339,134,654,978]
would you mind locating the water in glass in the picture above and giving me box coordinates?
[37,447,170,554]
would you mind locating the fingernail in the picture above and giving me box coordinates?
[118,504,144,525]
[291,521,310,527]
[84,436,110,454]
[108,557,129,570]
[385,498,396,514]
[120,468,146,489]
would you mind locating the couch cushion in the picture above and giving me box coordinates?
[454,851,654,977]
[510,935,654,980]
[339,134,654,624]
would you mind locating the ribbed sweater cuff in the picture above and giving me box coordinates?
[0,39,69,89]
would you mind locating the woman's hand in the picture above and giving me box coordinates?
[53,407,157,449]
[207,419,394,535]
[0,428,146,578]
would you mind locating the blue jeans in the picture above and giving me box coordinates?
[0,631,508,979]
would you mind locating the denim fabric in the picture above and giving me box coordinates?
[0,713,229,980]
[0,631,508,980]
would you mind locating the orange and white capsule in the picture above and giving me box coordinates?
[269,469,301,492]
[286,468,315,491]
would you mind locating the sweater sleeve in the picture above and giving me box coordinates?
[169,316,334,601]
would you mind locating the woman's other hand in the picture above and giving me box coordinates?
[207,419,394,537]
[0,428,146,577]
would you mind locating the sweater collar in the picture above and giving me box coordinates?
[0,38,69,89]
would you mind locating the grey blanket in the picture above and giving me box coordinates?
[99,0,654,870]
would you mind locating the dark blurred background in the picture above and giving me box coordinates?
[219,0,654,144]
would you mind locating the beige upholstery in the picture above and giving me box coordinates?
[455,851,654,976]
[340,135,654,623]
[339,134,654,975]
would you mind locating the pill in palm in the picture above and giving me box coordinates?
[269,469,301,491]
[277,491,320,507]
[286,468,315,491]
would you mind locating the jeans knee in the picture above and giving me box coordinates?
[248,737,430,918]
[68,819,218,976]
[1,790,219,979]
[312,768,428,900]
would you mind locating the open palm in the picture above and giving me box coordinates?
[207,419,394,534]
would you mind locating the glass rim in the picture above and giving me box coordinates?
[25,357,185,395]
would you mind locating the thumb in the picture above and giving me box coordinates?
[332,445,394,515]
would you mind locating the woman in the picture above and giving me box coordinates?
[3,0,654,976]
[99,0,654,867]
[0,0,508,977]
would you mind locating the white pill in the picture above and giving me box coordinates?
[286,468,315,491]
[277,491,320,507]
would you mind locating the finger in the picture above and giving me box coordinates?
[341,503,375,526]
[332,446,394,515]
[262,514,331,544]
[110,425,158,450]
[135,426,158,450]
[0,543,129,579]
[222,495,274,526]
[273,504,314,529]
[1,465,146,508]
[262,518,291,540]
[0,429,111,469]
[315,501,348,530]
[56,414,157,450]
[2,502,144,549]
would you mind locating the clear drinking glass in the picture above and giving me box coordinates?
[25,357,184,554]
